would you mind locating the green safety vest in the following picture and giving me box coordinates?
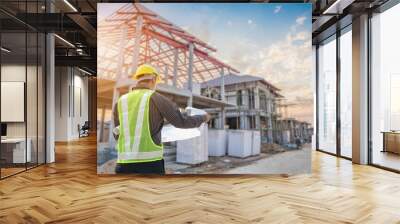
[116,89,163,164]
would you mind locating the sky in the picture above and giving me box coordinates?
[98,3,313,124]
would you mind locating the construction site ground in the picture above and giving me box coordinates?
[98,144,310,175]
[165,144,310,174]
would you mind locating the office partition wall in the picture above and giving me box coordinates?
[0,1,46,179]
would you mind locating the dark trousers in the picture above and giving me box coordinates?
[115,159,165,175]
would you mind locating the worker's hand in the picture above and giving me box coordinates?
[204,113,212,123]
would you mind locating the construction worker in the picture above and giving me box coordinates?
[113,64,211,175]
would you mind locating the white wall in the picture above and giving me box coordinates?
[1,63,46,164]
[1,65,30,137]
[54,67,89,141]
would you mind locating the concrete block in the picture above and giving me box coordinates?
[177,124,208,164]
[227,130,252,158]
[208,129,227,156]
[251,131,261,155]
[282,130,290,144]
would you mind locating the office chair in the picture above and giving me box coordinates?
[79,121,90,138]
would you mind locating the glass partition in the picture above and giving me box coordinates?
[0,1,46,179]
[371,3,400,171]
[1,31,28,177]
[317,35,337,154]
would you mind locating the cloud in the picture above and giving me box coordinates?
[247,19,253,25]
[257,30,312,122]
[223,23,312,122]
[274,5,282,14]
[186,20,211,43]
[296,16,306,25]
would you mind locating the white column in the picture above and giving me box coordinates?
[220,67,225,129]
[131,15,143,76]
[352,14,369,164]
[173,48,179,87]
[255,115,261,130]
[164,65,169,84]
[254,87,260,109]
[187,43,194,107]
[46,2,55,163]
[116,26,128,80]
[240,115,246,129]
[108,26,128,146]
[220,67,225,101]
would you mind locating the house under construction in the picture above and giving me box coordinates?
[201,74,283,144]
[97,3,238,145]
[96,3,312,173]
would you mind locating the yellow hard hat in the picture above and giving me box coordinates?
[133,64,161,83]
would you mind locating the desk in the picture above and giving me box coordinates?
[382,132,400,154]
[1,138,31,163]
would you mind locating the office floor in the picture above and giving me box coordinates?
[1,163,42,178]
[372,150,400,171]
[0,136,400,223]
[0,167,25,177]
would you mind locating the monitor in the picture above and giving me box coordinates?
[1,123,7,137]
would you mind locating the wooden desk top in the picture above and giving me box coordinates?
[381,131,400,134]
[1,138,29,143]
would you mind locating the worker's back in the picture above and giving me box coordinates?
[116,89,163,164]
[113,64,209,174]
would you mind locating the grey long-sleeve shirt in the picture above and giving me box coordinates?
[113,87,207,145]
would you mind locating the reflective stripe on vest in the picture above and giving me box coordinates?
[117,89,163,163]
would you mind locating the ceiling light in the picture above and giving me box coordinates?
[322,0,354,15]
[63,0,78,12]
[54,34,75,48]
[78,67,93,76]
[1,47,11,53]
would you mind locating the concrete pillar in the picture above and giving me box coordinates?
[44,0,57,163]
[108,26,128,146]
[268,116,273,143]
[173,48,179,87]
[164,65,169,84]
[98,107,106,142]
[187,43,194,107]
[131,15,143,76]
[255,114,261,130]
[352,14,369,164]
[220,67,225,129]
[254,87,260,109]
[220,67,225,101]
[240,115,246,129]
[46,32,55,163]
[117,26,128,80]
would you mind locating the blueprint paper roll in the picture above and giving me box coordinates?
[161,124,201,142]
[161,107,206,143]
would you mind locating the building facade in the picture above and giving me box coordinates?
[201,74,282,144]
